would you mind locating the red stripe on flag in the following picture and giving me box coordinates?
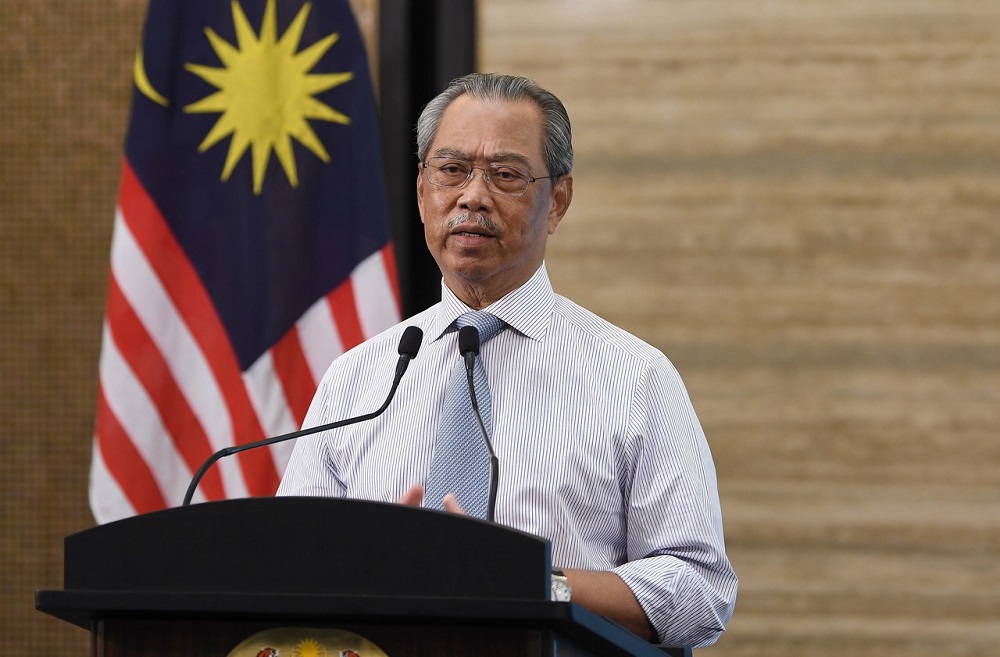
[270,326,316,427]
[118,161,280,496]
[105,274,226,500]
[94,384,168,514]
[327,278,366,349]
[381,243,402,314]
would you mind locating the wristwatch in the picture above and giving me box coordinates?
[550,569,572,602]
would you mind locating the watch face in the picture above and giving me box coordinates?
[551,577,572,602]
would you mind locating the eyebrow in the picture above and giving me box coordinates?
[430,148,533,168]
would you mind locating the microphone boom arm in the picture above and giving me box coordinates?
[181,327,423,507]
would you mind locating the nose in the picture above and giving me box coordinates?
[457,167,494,212]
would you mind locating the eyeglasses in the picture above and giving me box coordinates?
[421,157,554,197]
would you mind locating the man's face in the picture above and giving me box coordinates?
[416,95,572,307]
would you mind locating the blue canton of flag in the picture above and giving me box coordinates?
[90,0,400,523]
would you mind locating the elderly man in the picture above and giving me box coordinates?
[277,73,737,648]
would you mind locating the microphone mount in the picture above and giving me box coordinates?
[457,325,499,522]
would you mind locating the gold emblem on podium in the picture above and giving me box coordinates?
[226,628,389,657]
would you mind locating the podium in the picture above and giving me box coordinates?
[36,498,691,657]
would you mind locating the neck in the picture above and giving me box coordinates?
[441,263,546,310]
[445,278,516,310]
[451,285,497,310]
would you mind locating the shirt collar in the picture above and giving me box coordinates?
[431,263,555,343]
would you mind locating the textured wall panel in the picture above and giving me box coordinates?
[479,1,1000,655]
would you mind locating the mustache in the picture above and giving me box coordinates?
[446,212,499,234]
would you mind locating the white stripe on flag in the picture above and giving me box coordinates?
[88,435,136,524]
[352,250,401,338]
[268,434,298,477]
[110,209,250,500]
[298,293,345,383]
[243,350,298,440]
[242,350,301,478]
[98,320,196,503]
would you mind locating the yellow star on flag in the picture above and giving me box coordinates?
[184,0,354,195]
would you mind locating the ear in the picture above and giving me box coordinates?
[547,175,573,235]
[416,162,427,224]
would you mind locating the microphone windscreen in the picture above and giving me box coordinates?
[398,326,423,359]
[458,325,481,356]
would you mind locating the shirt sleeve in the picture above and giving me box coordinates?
[612,356,738,648]
[275,364,346,498]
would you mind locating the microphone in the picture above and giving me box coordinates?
[458,325,499,522]
[181,325,424,507]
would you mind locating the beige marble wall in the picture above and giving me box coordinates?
[479,1,1000,655]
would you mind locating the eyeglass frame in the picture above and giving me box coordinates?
[420,157,557,197]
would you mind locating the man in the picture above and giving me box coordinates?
[278,73,737,648]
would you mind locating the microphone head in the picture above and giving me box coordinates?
[458,325,481,356]
[398,326,423,359]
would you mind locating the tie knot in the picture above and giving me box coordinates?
[455,311,504,344]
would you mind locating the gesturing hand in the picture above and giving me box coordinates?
[398,484,467,514]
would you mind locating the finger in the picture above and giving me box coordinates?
[398,483,424,506]
[442,493,467,515]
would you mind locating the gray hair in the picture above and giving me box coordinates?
[416,73,574,178]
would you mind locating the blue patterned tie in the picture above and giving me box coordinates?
[424,311,505,519]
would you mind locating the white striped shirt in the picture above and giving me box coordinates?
[278,263,737,647]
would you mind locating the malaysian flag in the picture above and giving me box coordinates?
[89,0,399,524]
